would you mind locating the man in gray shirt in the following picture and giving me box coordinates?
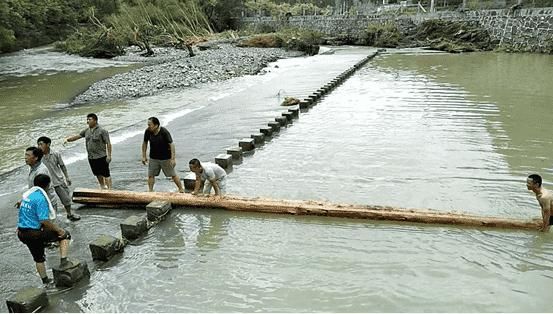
[65,113,113,189]
[24,147,58,211]
[189,158,227,197]
[37,136,80,221]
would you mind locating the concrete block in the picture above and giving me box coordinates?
[299,100,310,109]
[52,258,90,287]
[215,154,233,169]
[89,235,125,261]
[146,201,172,221]
[275,116,288,126]
[268,121,281,132]
[287,107,299,118]
[239,138,255,151]
[251,133,265,144]
[308,95,318,102]
[6,287,48,313]
[226,147,243,159]
[260,127,273,137]
[183,172,196,192]
[282,112,294,122]
[120,215,148,240]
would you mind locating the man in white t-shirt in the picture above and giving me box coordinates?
[188,158,227,197]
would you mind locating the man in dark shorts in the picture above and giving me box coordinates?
[65,113,112,189]
[141,117,184,192]
[527,174,553,232]
[17,174,71,284]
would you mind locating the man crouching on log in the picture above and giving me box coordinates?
[527,174,552,232]
[189,158,227,197]
[17,174,72,284]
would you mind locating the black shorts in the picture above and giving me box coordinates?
[88,156,110,177]
[549,216,553,226]
[17,228,70,263]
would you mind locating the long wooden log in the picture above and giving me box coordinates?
[72,188,541,230]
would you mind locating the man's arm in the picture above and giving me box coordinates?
[540,198,551,232]
[192,174,201,195]
[141,142,148,165]
[106,143,112,163]
[64,135,82,143]
[169,143,176,167]
[60,164,71,186]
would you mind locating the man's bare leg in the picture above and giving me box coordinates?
[172,175,184,193]
[148,176,155,192]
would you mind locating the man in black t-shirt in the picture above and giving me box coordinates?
[141,117,184,192]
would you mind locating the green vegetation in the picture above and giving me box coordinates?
[55,0,212,58]
[237,28,322,55]
[413,20,494,53]
[364,22,401,48]
[0,0,119,53]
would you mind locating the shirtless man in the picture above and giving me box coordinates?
[526,174,552,232]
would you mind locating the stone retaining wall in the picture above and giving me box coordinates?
[240,7,553,52]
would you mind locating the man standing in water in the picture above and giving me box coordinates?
[189,158,227,197]
[141,117,184,193]
[37,136,80,221]
[17,174,71,284]
[527,174,552,232]
[24,147,58,212]
[65,113,112,189]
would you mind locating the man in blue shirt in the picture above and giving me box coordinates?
[17,174,72,284]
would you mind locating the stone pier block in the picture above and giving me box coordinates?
[275,116,288,126]
[299,100,310,109]
[183,172,196,192]
[215,154,233,169]
[250,133,265,145]
[308,95,318,102]
[52,258,90,287]
[89,235,125,261]
[6,287,48,313]
[282,112,294,121]
[260,127,273,137]
[146,200,172,221]
[120,215,148,240]
[268,121,281,132]
[239,138,255,151]
[226,147,243,159]
[288,107,299,118]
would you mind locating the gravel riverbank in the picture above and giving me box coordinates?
[72,43,303,105]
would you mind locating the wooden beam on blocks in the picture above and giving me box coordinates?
[72,189,541,231]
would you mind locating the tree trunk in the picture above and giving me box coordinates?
[72,188,541,231]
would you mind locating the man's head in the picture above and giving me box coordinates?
[189,158,202,174]
[33,174,51,190]
[147,117,160,132]
[87,113,98,128]
[37,136,51,153]
[25,147,43,166]
[527,174,542,191]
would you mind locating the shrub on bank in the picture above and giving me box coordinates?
[237,28,322,55]
[364,22,401,48]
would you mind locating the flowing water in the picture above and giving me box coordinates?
[0,46,552,312]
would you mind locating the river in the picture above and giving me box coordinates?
[0,46,552,312]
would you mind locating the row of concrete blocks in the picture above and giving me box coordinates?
[191,106,301,177]
[298,51,379,112]
[5,201,172,313]
[89,201,172,261]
